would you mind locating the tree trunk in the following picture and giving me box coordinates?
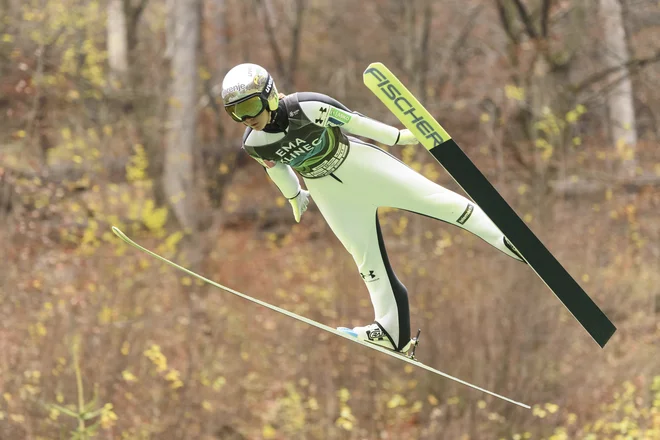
[107,0,129,87]
[163,0,201,231]
[599,0,638,177]
[164,0,176,61]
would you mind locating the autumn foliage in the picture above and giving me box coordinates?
[1,0,660,439]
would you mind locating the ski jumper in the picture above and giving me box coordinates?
[242,92,523,351]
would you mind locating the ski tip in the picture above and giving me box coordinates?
[363,62,387,76]
[111,226,130,243]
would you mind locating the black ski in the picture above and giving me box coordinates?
[364,62,616,348]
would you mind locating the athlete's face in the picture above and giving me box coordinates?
[243,110,270,131]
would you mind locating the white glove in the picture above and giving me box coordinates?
[396,129,419,145]
[288,189,310,222]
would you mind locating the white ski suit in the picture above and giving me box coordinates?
[242,92,523,350]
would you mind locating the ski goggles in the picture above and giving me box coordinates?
[224,95,266,122]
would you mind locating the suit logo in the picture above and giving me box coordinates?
[315,107,329,124]
[457,203,474,225]
[360,270,379,282]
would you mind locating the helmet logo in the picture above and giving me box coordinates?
[224,83,249,94]
[264,77,273,94]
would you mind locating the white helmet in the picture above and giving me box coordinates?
[221,63,279,122]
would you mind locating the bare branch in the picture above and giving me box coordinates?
[540,0,552,38]
[510,0,538,39]
[572,50,660,94]
[550,174,660,195]
[254,0,286,81]
[416,0,432,101]
[124,0,149,51]
[287,0,307,90]
[495,0,519,44]
[436,5,484,93]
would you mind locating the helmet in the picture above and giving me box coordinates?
[221,63,279,122]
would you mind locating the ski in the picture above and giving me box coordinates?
[363,62,616,348]
[112,226,530,409]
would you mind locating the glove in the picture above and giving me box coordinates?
[396,129,419,145]
[288,189,310,222]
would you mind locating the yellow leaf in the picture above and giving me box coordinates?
[535,138,549,148]
[36,322,47,336]
[335,417,354,431]
[447,396,460,405]
[541,145,554,161]
[262,424,277,439]
[532,405,547,418]
[337,388,350,403]
[10,414,24,423]
[181,277,192,286]
[165,369,180,382]
[545,402,559,413]
[100,405,117,429]
[565,110,578,123]
[98,306,114,324]
[199,67,211,81]
[505,84,526,101]
[212,376,226,391]
[49,408,60,420]
[121,370,138,382]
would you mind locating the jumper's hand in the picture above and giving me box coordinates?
[396,129,419,145]
[289,190,310,222]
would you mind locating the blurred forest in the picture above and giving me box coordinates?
[1,0,660,438]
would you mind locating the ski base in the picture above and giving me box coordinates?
[112,226,530,409]
[362,62,616,348]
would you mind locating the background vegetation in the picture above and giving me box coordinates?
[1,0,659,438]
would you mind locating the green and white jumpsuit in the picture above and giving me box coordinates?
[242,92,524,351]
